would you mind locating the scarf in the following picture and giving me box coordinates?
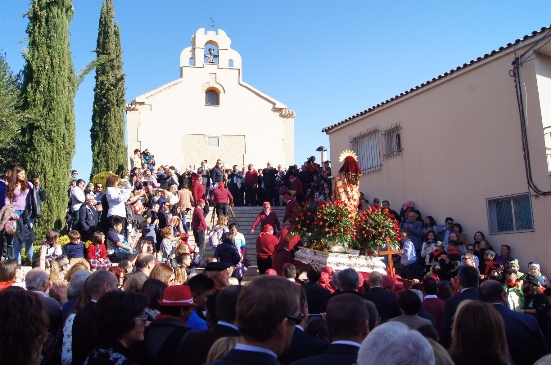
[447,249,460,256]
[432,247,445,259]
[485,260,498,275]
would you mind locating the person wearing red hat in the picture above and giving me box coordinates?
[255,224,279,275]
[142,285,196,364]
[192,199,208,266]
[210,181,234,218]
[250,202,281,236]
[283,194,300,224]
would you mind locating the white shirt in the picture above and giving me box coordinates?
[71,187,85,212]
[234,344,277,358]
[106,186,132,218]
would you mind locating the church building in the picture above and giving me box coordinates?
[323,25,551,269]
[126,28,295,170]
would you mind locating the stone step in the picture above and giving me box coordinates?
[188,206,287,275]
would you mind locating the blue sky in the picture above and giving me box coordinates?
[1,1,550,177]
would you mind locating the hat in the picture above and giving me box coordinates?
[197,198,205,205]
[505,268,517,274]
[196,173,202,178]
[265,269,278,276]
[158,285,198,307]
[485,250,496,257]
[529,262,541,270]
[263,201,271,207]
[218,181,224,188]
[508,259,520,268]
[262,224,273,233]
[204,262,231,272]
[525,275,541,286]
[283,194,291,201]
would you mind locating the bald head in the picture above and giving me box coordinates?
[479,280,506,304]
[25,268,49,292]
[135,253,155,275]
[369,271,382,286]
[86,270,118,300]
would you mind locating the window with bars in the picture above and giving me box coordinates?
[487,193,534,234]
[382,124,402,158]
[350,127,381,174]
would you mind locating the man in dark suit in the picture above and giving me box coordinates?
[279,288,329,365]
[182,285,241,365]
[302,264,331,315]
[78,194,99,241]
[480,279,549,365]
[25,268,62,335]
[72,270,119,365]
[207,276,301,365]
[290,293,369,365]
[363,271,401,322]
[440,265,480,348]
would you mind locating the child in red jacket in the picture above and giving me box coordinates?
[87,232,112,270]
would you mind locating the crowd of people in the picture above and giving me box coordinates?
[0,150,551,364]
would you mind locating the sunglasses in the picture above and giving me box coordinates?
[134,314,148,322]
[287,313,305,325]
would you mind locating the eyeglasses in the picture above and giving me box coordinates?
[287,313,305,325]
[134,314,148,322]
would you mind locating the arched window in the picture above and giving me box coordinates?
[205,89,219,106]
[189,58,195,66]
[228,59,234,67]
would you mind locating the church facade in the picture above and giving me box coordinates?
[126,28,295,171]
[323,26,551,269]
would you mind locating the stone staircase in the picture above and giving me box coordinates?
[187,205,287,281]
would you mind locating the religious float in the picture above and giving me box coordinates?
[290,151,402,276]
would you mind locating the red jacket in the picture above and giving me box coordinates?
[245,170,258,187]
[255,232,279,259]
[191,206,207,230]
[252,210,281,232]
[211,187,234,205]
[87,243,108,259]
[290,177,303,196]
[192,182,206,203]
[283,199,300,223]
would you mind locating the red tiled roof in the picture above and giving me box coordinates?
[322,25,551,134]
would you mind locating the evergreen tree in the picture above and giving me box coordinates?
[21,0,76,232]
[90,0,127,177]
[0,53,34,168]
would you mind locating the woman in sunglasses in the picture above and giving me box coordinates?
[84,291,147,365]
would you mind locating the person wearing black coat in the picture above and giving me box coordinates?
[440,266,480,349]
[214,233,241,268]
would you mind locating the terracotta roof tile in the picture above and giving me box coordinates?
[322,25,551,134]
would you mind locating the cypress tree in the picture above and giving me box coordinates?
[90,0,127,177]
[21,0,76,232]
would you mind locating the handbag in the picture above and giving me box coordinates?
[3,220,17,235]
[203,200,210,215]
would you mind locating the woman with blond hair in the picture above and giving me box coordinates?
[149,262,175,286]
[449,301,510,365]
[206,336,239,362]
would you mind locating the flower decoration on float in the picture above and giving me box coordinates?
[353,206,401,256]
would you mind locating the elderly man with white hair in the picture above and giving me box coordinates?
[357,321,435,365]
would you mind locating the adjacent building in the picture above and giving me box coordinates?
[323,26,551,269]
